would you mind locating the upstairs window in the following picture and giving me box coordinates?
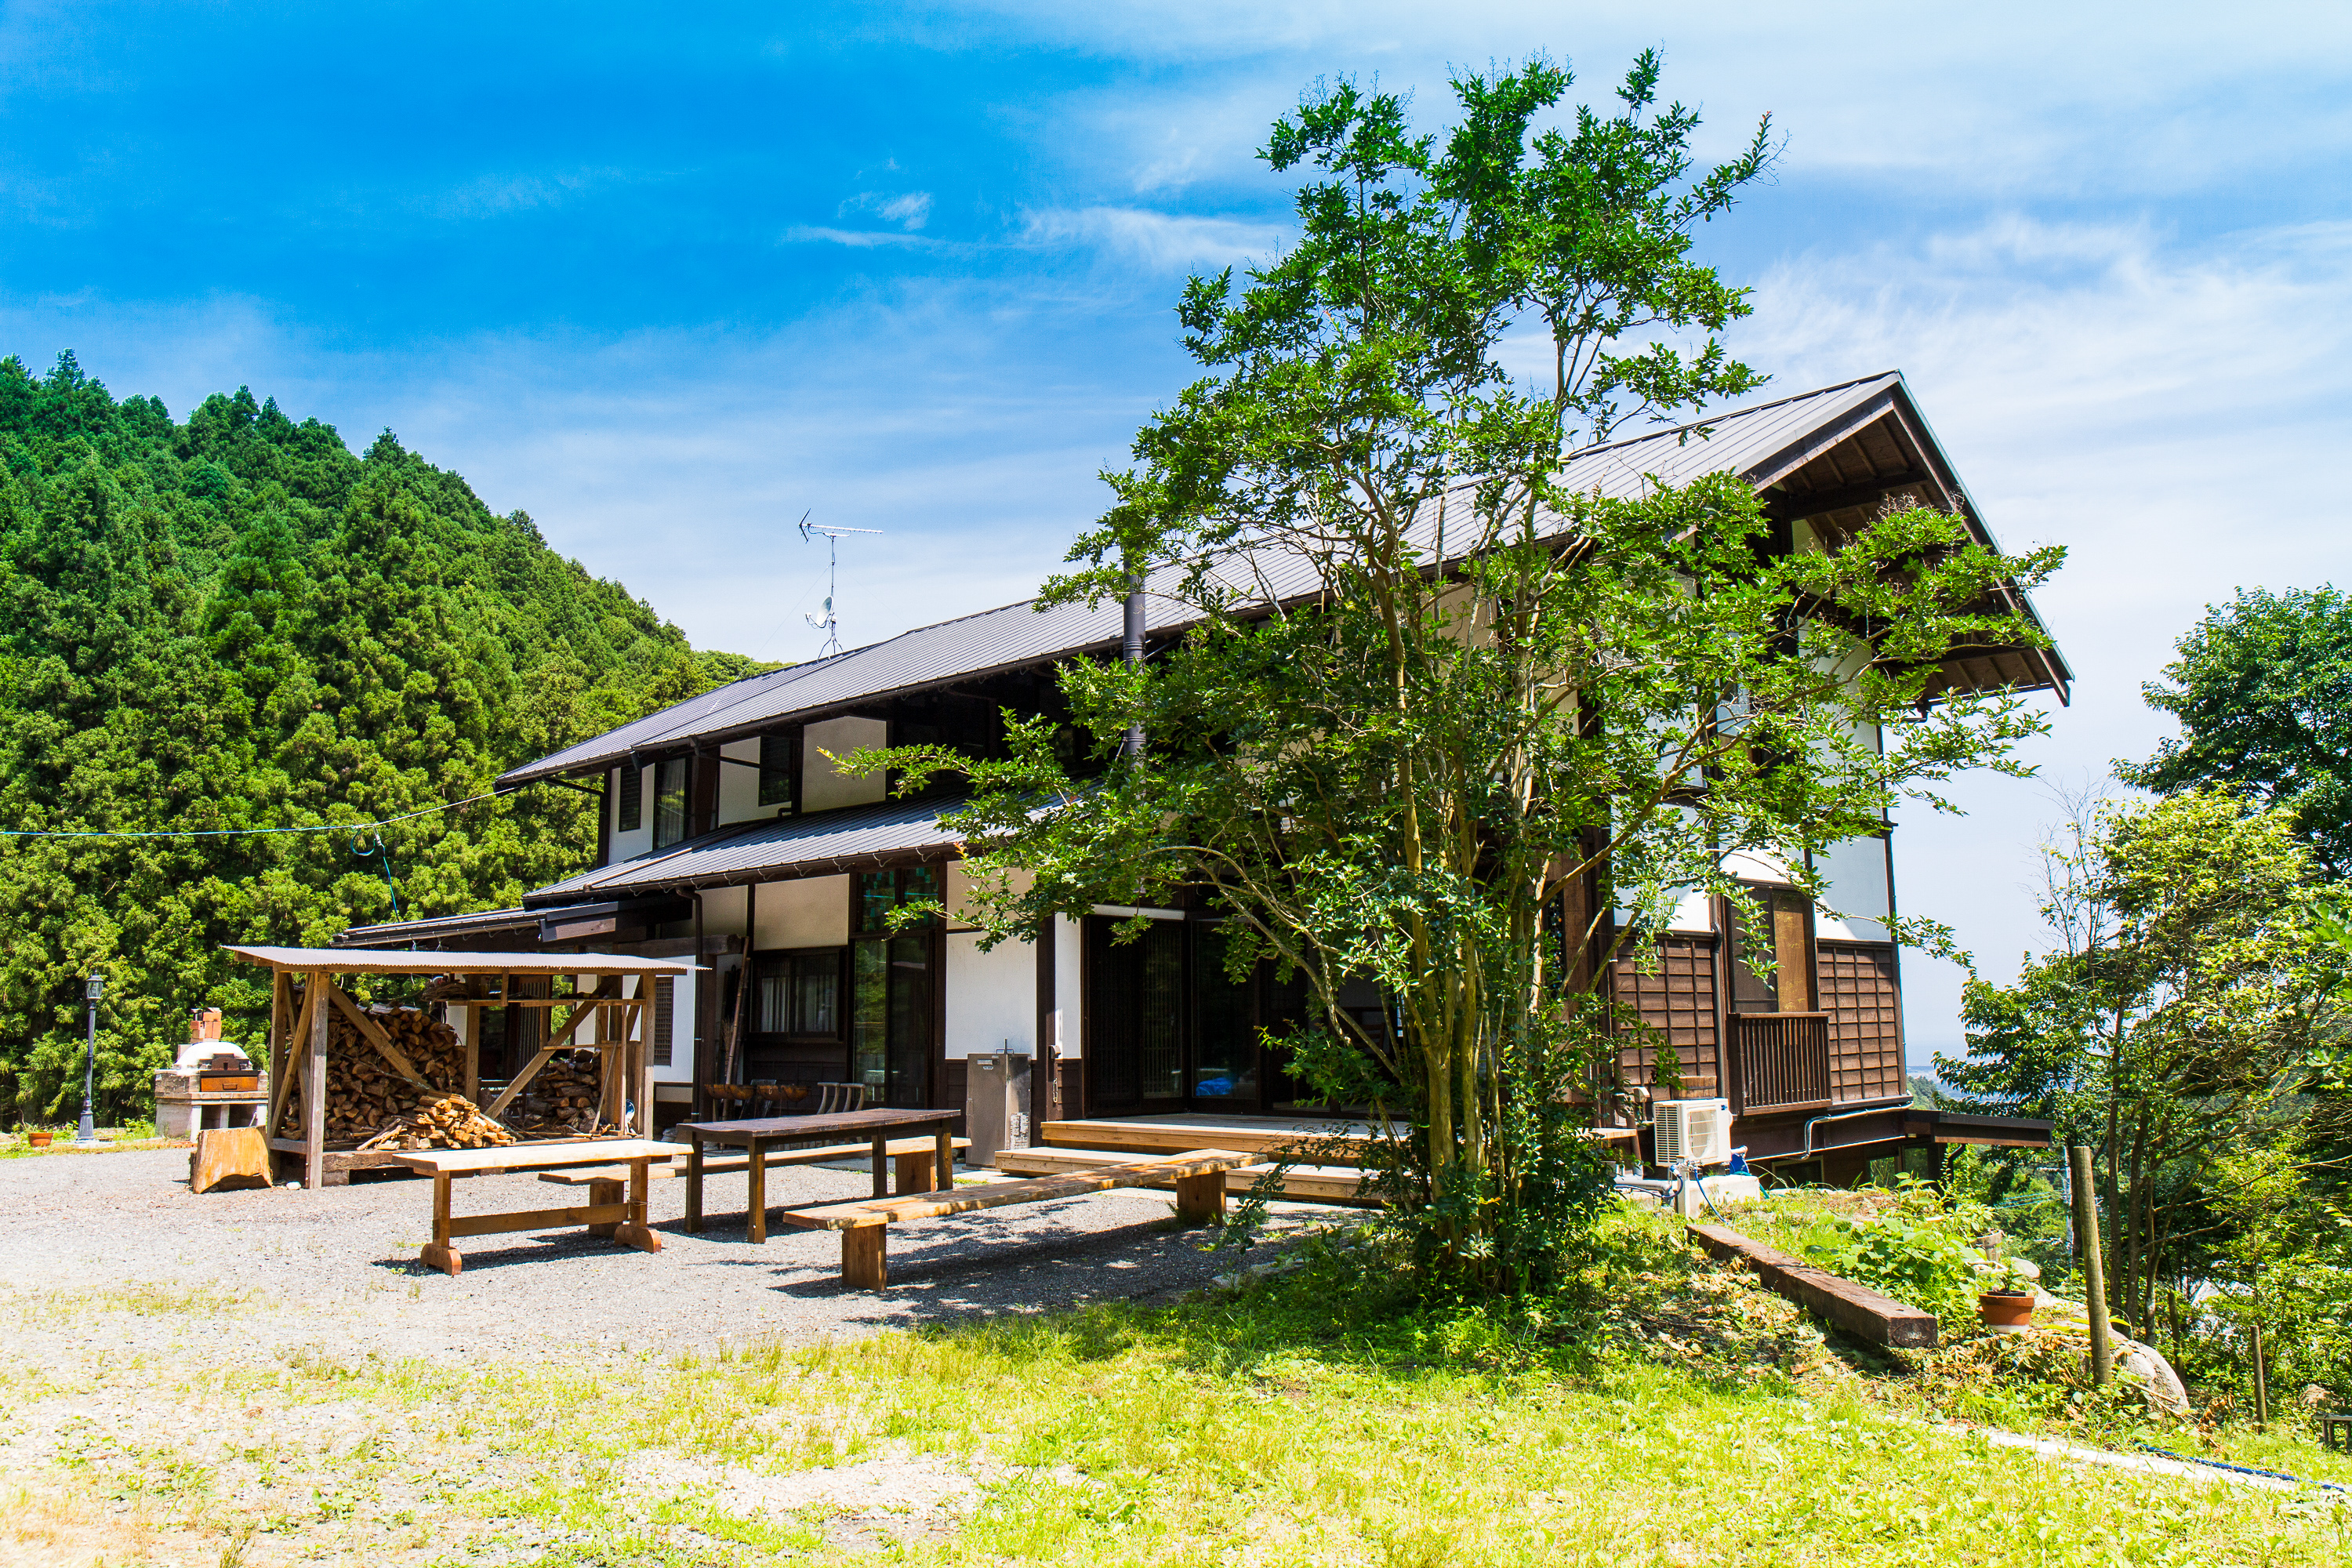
[653,758,689,848]
[616,764,642,833]
[758,731,797,810]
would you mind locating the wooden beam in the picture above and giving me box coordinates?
[1776,469,1933,523]
[1688,1222,1936,1348]
[484,984,618,1118]
[325,988,430,1088]
[303,971,329,1190]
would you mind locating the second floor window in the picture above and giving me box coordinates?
[615,764,642,833]
[653,758,689,848]
[758,732,796,809]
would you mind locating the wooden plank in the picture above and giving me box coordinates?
[537,1138,973,1185]
[775,1149,1253,1231]
[993,1145,1376,1204]
[445,1203,630,1238]
[1174,1168,1224,1222]
[303,975,328,1190]
[1687,1222,1937,1348]
[387,1137,681,1175]
[484,987,615,1118]
[1040,1118,1373,1163]
[326,988,430,1087]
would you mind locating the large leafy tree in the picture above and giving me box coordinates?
[2120,586,2352,874]
[871,55,2060,1292]
[0,354,760,1127]
[1943,789,2334,1330]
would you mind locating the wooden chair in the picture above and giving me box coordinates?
[815,1081,868,1114]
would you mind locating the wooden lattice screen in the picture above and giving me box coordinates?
[1608,932,1721,1094]
[1817,941,1905,1102]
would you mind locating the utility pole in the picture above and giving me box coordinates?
[2069,1144,2114,1387]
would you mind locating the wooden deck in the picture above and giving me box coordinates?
[1041,1114,1385,1165]
[995,1145,1377,1206]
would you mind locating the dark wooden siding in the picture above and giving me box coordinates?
[1609,932,1722,1094]
[1818,940,1904,1102]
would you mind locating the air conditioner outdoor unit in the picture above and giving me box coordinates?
[1653,1098,1732,1168]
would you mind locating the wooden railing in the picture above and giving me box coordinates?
[1732,1012,1831,1113]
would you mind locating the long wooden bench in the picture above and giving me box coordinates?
[775,1147,1254,1290]
[539,1137,972,1213]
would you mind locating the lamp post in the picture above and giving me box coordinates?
[74,973,103,1148]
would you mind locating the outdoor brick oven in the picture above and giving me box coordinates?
[152,1007,267,1138]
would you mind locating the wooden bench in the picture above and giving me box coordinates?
[539,1138,973,1210]
[388,1138,679,1277]
[774,1147,1254,1290]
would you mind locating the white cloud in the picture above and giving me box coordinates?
[780,223,942,249]
[875,191,933,230]
[1018,205,1284,270]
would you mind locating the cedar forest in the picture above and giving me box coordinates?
[0,352,760,1127]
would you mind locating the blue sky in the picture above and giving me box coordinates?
[5,1,2350,1063]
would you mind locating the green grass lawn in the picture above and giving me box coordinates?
[5,1218,2350,1566]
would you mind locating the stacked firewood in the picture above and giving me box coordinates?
[291,1000,478,1147]
[355,1094,517,1152]
[504,1051,616,1136]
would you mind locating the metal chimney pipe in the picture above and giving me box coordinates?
[1121,575,1145,761]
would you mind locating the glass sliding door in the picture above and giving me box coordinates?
[851,866,938,1107]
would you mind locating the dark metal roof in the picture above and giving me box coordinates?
[521,793,971,905]
[334,906,541,949]
[500,371,2068,786]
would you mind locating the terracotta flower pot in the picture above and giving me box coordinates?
[27,1131,53,1149]
[1979,1290,2035,1329]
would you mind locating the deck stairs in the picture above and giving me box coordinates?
[994,1114,1391,1207]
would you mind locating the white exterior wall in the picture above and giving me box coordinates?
[1053,913,1080,1061]
[608,762,654,862]
[1813,835,1893,943]
[754,874,849,949]
[717,737,770,826]
[803,716,889,811]
[946,933,1033,1060]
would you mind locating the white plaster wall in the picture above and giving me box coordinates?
[803,716,890,811]
[946,860,1034,926]
[716,737,769,826]
[1665,888,1715,931]
[1054,913,1081,1059]
[699,884,749,939]
[753,874,850,950]
[1813,835,1893,943]
[652,968,696,1084]
[608,763,654,862]
[946,932,1033,1060]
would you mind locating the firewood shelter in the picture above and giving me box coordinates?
[225,945,696,1189]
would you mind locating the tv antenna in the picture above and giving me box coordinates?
[797,513,883,659]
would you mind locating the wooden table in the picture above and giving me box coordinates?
[388,1138,679,1276]
[677,1108,960,1243]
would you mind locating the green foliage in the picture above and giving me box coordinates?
[2121,586,2352,874]
[1799,1207,1984,1330]
[0,353,760,1126]
[869,56,2057,1298]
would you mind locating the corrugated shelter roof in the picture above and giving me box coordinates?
[499,371,2063,788]
[225,945,695,975]
[521,793,971,906]
[333,906,540,949]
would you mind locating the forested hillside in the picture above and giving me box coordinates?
[0,353,763,1127]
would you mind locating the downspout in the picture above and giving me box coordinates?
[1121,572,1146,762]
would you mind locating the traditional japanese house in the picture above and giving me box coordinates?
[338,372,2063,1181]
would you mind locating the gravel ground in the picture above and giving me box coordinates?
[4,1146,1316,1366]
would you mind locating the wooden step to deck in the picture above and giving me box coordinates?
[996,1145,1375,1206]
[1040,1117,1377,1167]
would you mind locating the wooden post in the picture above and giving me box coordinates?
[895,1150,933,1196]
[1174,1169,1225,1224]
[303,971,329,1190]
[422,1170,459,1276]
[748,1134,768,1244]
[935,1122,954,1194]
[2252,1320,2270,1428]
[869,1132,889,1200]
[843,1225,887,1290]
[463,1001,480,1105]
[684,1129,704,1234]
[2069,1144,2114,1387]
[586,1176,623,1237]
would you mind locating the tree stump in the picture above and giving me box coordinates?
[190,1127,272,1193]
